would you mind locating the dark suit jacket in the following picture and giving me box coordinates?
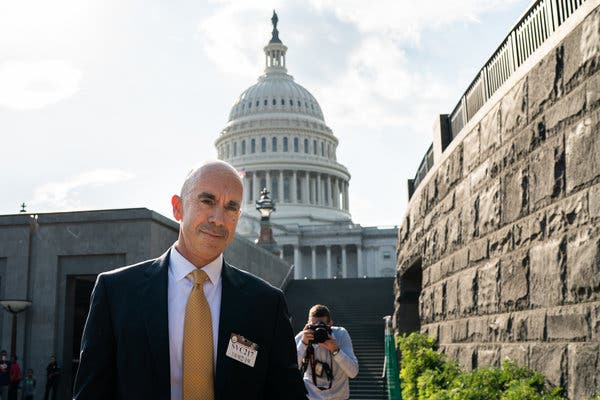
[73,249,307,400]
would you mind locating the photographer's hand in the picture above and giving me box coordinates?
[320,334,339,354]
[301,324,314,345]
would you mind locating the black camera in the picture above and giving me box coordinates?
[307,321,332,344]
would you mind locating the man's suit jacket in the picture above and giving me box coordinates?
[73,249,307,400]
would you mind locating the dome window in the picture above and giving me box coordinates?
[272,99,276,105]
[248,102,251,109]
[234,142,238,156]
[242,140,246,155]
[311,104,314,110]
[305,102,308,108]
[297,100,301,107]
[293,138,299,152]
[281,99,285,105]
[256,101,259,107]
[283,137,289,152]
[251,138,256,153]
[313,140,317,154]
[289,99,293,106]
[242,103,245,110]
[264,99,268,106]
[321,142,324,157]
[226,144,230,158]
[261,137,267,152]
[304,138,309,153]
[272,137,277,152]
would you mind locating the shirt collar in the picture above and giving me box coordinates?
[169,246,223,285]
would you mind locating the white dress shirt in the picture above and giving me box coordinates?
[168,247,223,400]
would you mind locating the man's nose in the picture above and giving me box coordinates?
[208,206,225,225]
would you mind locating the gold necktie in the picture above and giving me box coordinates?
[183,269,215,400]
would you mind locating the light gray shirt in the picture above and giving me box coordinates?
[295,326,359,400]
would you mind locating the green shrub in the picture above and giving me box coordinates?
[396,333,564,400]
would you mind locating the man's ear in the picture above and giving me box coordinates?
[172,195,183,221]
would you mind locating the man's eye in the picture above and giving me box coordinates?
[201,199,214,205]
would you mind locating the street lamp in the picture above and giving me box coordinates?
[255,188,279,254]
[0,300,32,356]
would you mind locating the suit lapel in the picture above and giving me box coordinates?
[138,249,171,397]
[215,261,247,399]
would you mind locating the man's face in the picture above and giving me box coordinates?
[309,316,332,327]
[172,165,243,266]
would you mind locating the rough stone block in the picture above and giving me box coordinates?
[488,313,512,341]
[467,317,489,342]
[438,146,463,201]
[512,311,545,341]
[480,103,501,156]
[453,248,469,272]
[456,345,476,371]
[567,228,600,302]
[450,319,468,343]
[420,288,434,323]
[476,347,499,368]
[469,238,488,265]
[470,159,490,193]
[489,225,514,259]
[567,344,599,400]
[463,126,480,174]
[590,183,600,220]
[592,303,600,342]
[433,283,445,320]
[513,210,546,247]
[429,260,442,284]
[587,61,600,110]
[500,344,528,367]
[547,191,589,238]
[477,261,499,314]
[566,116,600,193]
[529,136,565,209]
[546,306,589,341]
[445,276,458,317]
[500,251,529,311]
[528,47,557,120]
[475,181,500,237]
[500,77,528,142]
[501,166,528,224]
[530,237,566,308]
[439,322,452,344]
[545,83,587,134]
[529,344,566,389]
[447,215,462,251]
[458,268,477,316]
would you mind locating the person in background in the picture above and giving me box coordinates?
[43,357,59,400]
[23,369,35,400]
[295,305,359,400]
[0,351,10,400]
[7,355,20,400]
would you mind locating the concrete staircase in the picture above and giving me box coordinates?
[285,278,394,400]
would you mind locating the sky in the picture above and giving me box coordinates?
[0,0,532,227]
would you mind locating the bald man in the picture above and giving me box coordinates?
[74,161,307,400]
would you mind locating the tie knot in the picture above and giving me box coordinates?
[189,269,209,286]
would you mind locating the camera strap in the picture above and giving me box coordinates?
[302,344,333,390]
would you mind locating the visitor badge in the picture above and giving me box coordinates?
[226,333,259,367]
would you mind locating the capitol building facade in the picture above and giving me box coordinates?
[215,14,397,279]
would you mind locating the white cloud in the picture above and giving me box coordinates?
[31,169,134,210]
[0,60,83,110]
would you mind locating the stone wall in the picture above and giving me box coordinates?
[394,5,600,399]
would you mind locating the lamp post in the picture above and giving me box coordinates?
[0,300,32,356]
[255,188,280,254]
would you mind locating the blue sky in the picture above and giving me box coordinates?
[0,0,531,226]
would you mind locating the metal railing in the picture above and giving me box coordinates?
[408,0,590,199]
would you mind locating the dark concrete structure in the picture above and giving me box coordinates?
[395,1,600,399]
[0,207,291,398]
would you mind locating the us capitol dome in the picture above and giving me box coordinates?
[215,12,397,279]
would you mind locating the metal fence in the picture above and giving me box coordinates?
[409,0,589,199]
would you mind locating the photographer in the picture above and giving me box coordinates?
[295,305,358,400]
